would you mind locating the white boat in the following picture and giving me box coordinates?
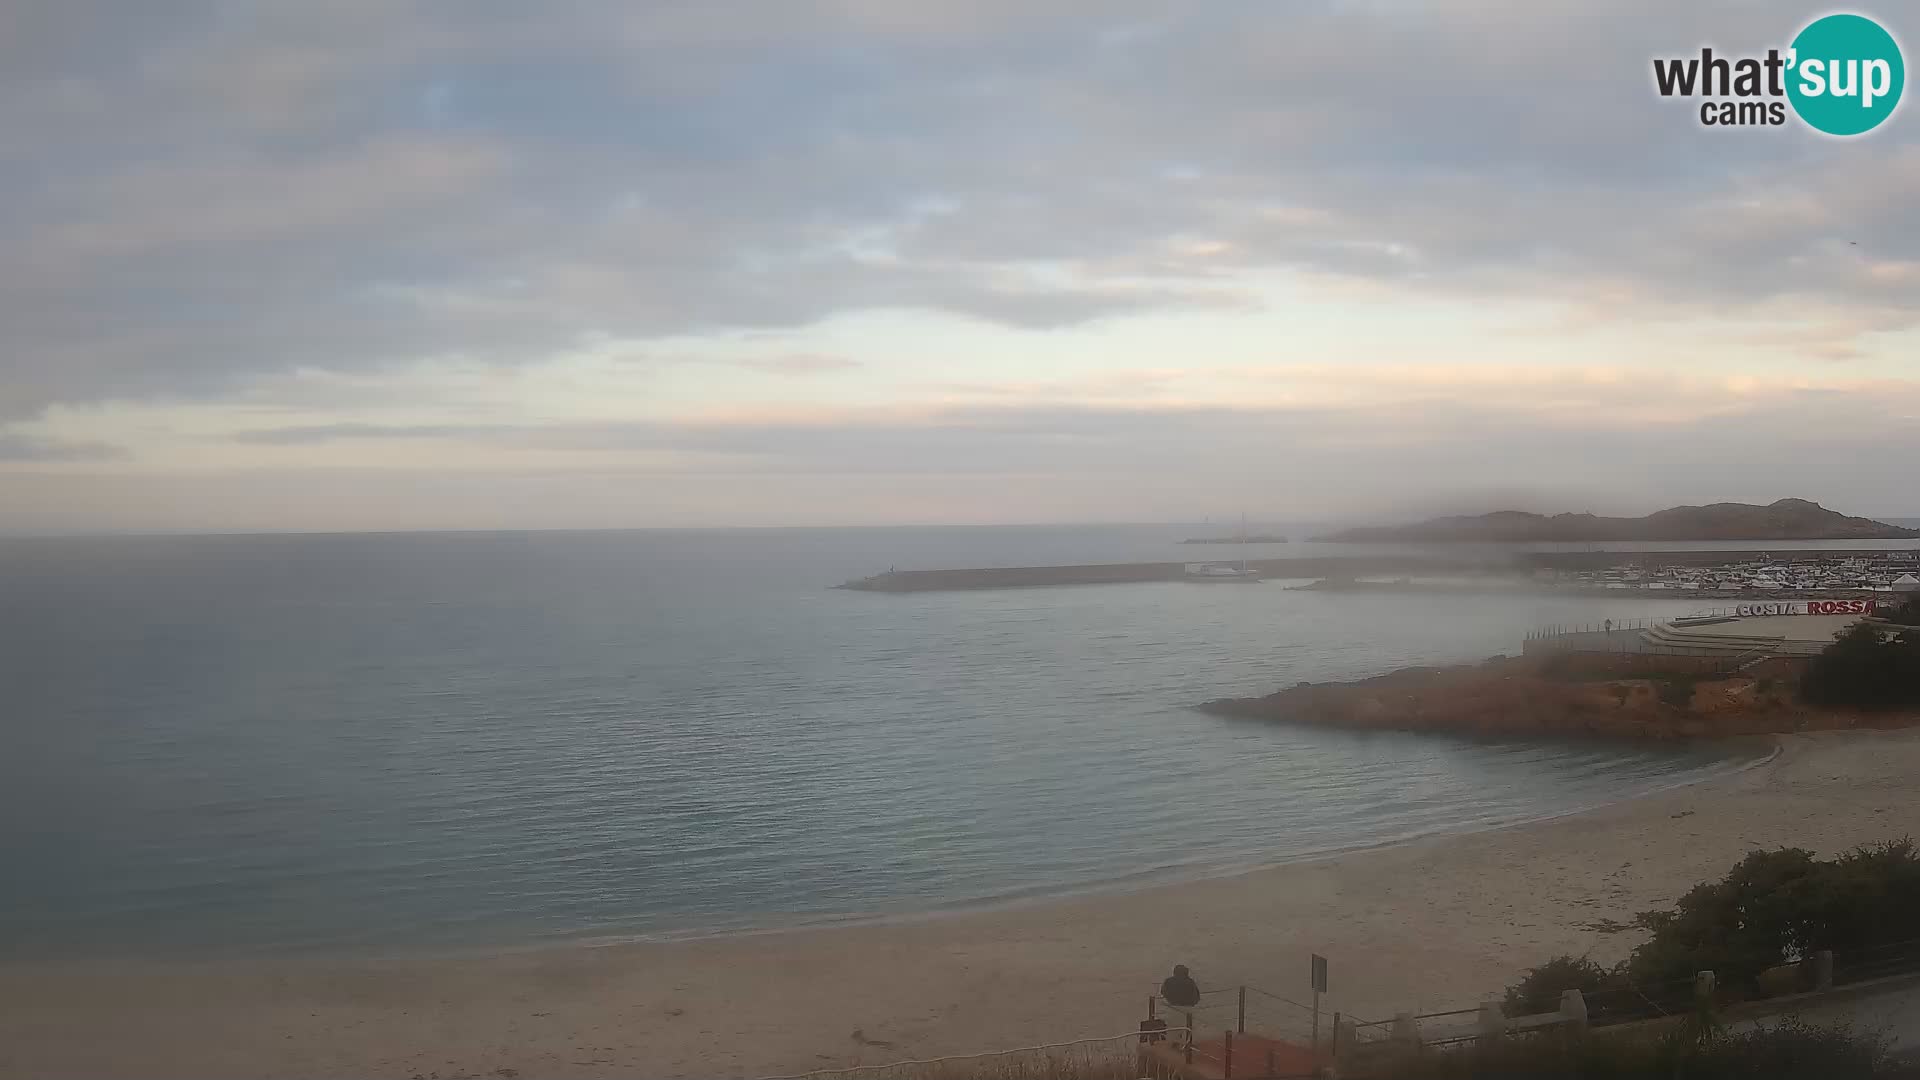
[1185,514,1261,581]
[1185,561,1261,581]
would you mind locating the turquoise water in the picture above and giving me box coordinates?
[0,526,1755,959]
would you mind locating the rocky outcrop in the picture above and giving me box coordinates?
[1198,655,1911,740]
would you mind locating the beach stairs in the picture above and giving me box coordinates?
[1638,622,1800,657]
[1650,619,1837,658]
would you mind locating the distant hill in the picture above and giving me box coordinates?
[1312,499,1920,543]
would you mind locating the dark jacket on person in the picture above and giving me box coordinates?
[1160,972,1200,1007]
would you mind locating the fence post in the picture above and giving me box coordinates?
[1147,995,1156,1021]
[1237,984,1246,1034]
[1335,1016,1357,1071]
[1694,970,1715,1013]
[1813,950,1834,991]
[1478,999,1507,1040]
[1392,1011,1418,1046]
[1559,988,1588,1033]
[1223,1029,1234,1079]
[1185,1011,1195,1065]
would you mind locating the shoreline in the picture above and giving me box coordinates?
[3,737,1773,971]
[10,730,1917,1079]
[571,734,1779,952]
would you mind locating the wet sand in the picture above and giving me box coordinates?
[4,728,1917,1079]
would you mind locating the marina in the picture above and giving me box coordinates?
[1537,553,1920,594]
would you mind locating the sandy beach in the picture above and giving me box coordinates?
[5,728,1917,1080]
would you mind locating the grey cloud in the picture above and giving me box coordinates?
[13,382,1919,529]
[0,434,128,462]
[729,354,863,375]
[2,0,1916,424]
[229,423,523,445]
[218,381,1920,485]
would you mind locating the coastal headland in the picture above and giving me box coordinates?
[1313,499,1919,544]
[6,730,1918,1079]
[1198,651,1918,741]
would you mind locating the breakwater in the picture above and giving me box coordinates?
[837,556,1498,592]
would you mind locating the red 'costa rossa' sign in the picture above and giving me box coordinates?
[1735,599,1878,617]
[1807,599,1876,615]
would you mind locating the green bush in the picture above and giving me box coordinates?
[1503,955,1612,1017]
[1801,623,1920,709]
[1626,847,1824,994]
[1883,597,1920,627]
[1654,676,1696,709]
[1503,841,1920,1010]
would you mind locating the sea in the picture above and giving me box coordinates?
[7,523,1907,962]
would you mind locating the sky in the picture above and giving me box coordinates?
[3,0,1918,532]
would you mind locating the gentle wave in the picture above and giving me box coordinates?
[0,526,1758,959]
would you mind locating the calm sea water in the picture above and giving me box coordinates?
[0,526,1811,960]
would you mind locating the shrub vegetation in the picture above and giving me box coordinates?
[1504,840,1920,1015]
[1800,622,1920,709]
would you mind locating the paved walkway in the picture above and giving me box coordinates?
[1728,976,1920,1059]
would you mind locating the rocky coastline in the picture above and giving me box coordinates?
[1198,653,1918,741]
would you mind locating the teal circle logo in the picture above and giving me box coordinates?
[1787,13,1905,135]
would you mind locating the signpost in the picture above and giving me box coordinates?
[1311,954,1329,1051]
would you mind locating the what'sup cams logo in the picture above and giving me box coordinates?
[1653,12,1905,135]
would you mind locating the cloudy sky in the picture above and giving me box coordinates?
[4,1,1917,532]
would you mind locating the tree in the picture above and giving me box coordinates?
[1883,596,1920,627]
[1502,955,1611,1017]
[1606,841,1920,998]
[1506,841,1920,1009]
[1626,848,1823,994]
[1800,623,1920,709]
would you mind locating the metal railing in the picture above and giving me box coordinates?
[1525,618,1653,640]
[1144,983,1329,1078]
[1340,943,1920,1062]
[1831,935,1920,986]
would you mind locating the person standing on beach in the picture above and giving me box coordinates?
[1160,964,1200,1008]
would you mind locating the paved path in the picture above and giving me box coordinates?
[1730,977,1920,1059]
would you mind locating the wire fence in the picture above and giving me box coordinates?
[1148,984,1319,1037]
[1525,618,1654,640]
[1832,935,1920,987]
[1142,983,1332,1077]
[1583,974,1710,1027]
